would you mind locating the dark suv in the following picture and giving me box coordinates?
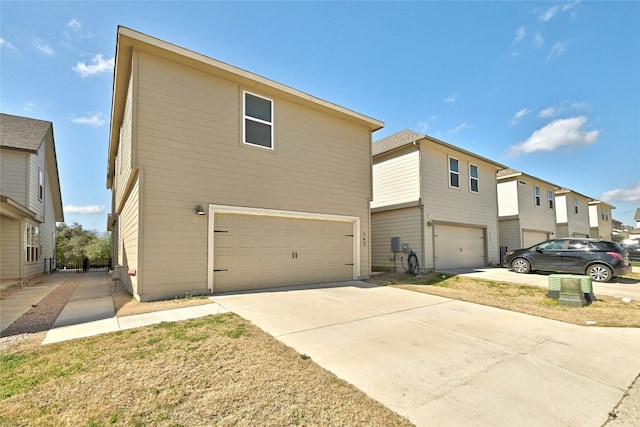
[504,238,630,282]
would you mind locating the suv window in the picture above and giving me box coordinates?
[595,241,624,252]
[537,240,566,250]
[568,240,589,250]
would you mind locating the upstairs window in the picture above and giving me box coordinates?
[243,91,273,149]
[574,197,579,214]
[534,186,541,206]
[38,168,44,201]
[548,190,554,209]
[469,164,479,192]
[449,157,459,188]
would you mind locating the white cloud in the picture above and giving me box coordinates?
[68,19,82,32]
[444,94,458,104]
[547,41,568,61]
[0,37,18,53]
[600,183,640,204]
[72,54,114,77]
[533,31,544,48]
[539,101,591,118]
[450,122,469,134]
[510,108,532,125]
[64,205,106,215]
[513,26,526,44]
[539,107,556,118]
[70,112,106,127]
[537,5,560,22]
[563,0,582,13]
[32,37,55,55]
[507,116,599,156]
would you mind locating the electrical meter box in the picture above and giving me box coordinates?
[391,237,400,252]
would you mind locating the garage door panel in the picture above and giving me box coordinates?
[435,225,486,269]
[213,213,355,293]
[523,231,548,248]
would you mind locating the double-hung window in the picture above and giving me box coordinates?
[469,164,479,192]
[574,197,579,214]
[534,186,541,206]
[243,91,273,149]
[548,190,554,209]
[26,223,40,262]
[449,157,459,188]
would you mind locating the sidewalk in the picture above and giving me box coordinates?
[1,272,229,344]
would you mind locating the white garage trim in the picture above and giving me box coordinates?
[206,204,360,292]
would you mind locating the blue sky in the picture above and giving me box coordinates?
[2,0,639,232]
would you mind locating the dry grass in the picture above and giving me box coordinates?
[110,280,214,317]
[0,313,413,426]
[368,272,640,327]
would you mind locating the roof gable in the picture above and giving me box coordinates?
[0,113,51,152]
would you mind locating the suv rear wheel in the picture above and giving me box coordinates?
[511,258,531,274]
[587,264,612,282]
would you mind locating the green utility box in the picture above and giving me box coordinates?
[548,274,595,304]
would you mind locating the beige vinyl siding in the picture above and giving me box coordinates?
[27,142,46,218]
[39,173,57,260]
[0,217,20,279]
[131,51,372,297]
[118,176,140,297]
[0,150,28,205]
[555,195,568,224]
[420,143,500,264]
[498,218,522,253]
[371,148,420,209]
[371,206,422,272]
[497,180,518,217]
[114,72,135,211]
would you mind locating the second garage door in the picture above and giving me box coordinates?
[522,230,549,248]
[213,213,355,293]
[434,224,486,269]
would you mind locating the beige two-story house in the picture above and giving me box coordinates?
[497,168,559,251]
[0,113,64,284]
[371,130,505,272]
[554,188,592,238]
[588,200,615,240]
[106,27,383,301]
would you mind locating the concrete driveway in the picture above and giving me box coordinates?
[213,281,640,427]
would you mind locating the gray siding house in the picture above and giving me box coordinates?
[0,113,64,284]
[371,130,505,273]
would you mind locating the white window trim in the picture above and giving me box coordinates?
[469,163,479,193]
[534,186,541,207]
[574,197,579,214]
[547,190,554,210]
[243,90,274,150]
[448,156,460,189]
[38,168,44,201]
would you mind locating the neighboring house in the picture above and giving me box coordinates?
[106,27,383,301]
[588,200,615,240]
[0,113,64,284]
[370,129,505,272]
[496,168,559,251]
[554,188,591,238]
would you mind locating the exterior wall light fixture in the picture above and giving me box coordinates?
[195,205,206,215]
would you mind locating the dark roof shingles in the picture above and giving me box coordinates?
[0,113,51,152]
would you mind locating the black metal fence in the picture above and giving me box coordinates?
[56,257,112,272]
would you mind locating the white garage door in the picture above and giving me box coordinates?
[434,225,485,269]
[522,230,548,248]
[213,213,354,293]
